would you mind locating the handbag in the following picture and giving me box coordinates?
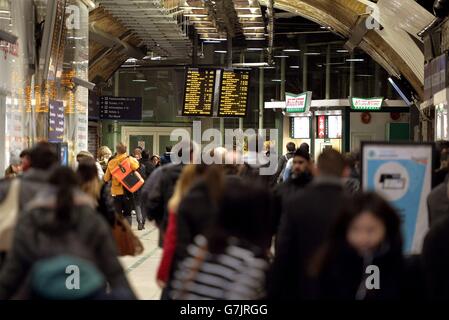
[111,157,144,193]
[0,179,20,251]
[112,214,144,256]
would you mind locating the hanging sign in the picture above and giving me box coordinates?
[350,97,384,110]
[286,91,312,113]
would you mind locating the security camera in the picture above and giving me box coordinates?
[72,77,96,91]
[0,30,18,44]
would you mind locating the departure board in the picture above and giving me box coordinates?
[218,70,250,117]
[182,68,216,116]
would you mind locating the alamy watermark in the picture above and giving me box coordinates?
[65,264,80,290]
[169,121,279,176]
[66,5,81,30]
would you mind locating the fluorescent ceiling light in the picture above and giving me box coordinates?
[185,14,208,17]
[261,66,275,69]
[238,14,262,18]
[246,38,265,41]
[356,74,373,77]
[132,79,147,82]
[272,79,283,82]
[126,58,138,63]
[290,66,300,69]
[215,50,227,54]
[320,26,327,29]
[203,40,221,44]
[0,10,10,14]
[201,38,226,41]
[283,49,301,52]
[337,49,349,53]
[304,52,321,56]
[247,48,264,51]
[346,58,364,62]
[243,26,265,30]
[232,62,268,67]
[274,55,289,58]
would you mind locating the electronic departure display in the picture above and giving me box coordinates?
[218,70,250,117]
[182,68,216,116]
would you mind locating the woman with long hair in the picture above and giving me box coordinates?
[156,164,224,289]
[309,192,404,300]
[0,167,134,299]
[77,157,116,227]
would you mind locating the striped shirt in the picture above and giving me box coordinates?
[170,235,268,300]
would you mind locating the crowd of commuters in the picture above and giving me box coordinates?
[1,138,449,300]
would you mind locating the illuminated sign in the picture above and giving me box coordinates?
[182,68,216,116]
[218,69,250,117]
[317,115,327,139]
[350,97,384,110]
[286,91,312,113]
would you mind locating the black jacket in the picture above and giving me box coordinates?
[427,175,449,227]
[273,171,313,232]
[141,163,183,247]
[422,215,449,300]
[268,177,350,300]
[0,189,134,299]
[316,242,404,300]
[97,183,116,227]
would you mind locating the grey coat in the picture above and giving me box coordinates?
[0,189,134,299]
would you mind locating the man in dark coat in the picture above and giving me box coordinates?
[267,149,350,300]
[273,147,313,233]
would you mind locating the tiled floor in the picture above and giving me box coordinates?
[119,219,162,300]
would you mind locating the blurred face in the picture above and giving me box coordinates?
[152,157,160,166]
[347,211,386,256]
[134,149,142,160]
[20,156,31,172]
[292,155,309,175]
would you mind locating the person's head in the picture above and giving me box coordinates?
[20,149,32,172]
[29,142,58,170]
[165,145,172,153]
[334,193,402,257]
[76,151,94,163]
[9,153,22,172]
[286,142,296,153]
[76,157,100,201]
[309,193,402,277]
[440,149,449,169]
[292,148,311,175]
[299,142,310,154]
[207,179,274,254]
[116,143,127,155]
[97,146,112,161]
[316,149,348,178]
[168,164,224,213]
[151,155,160,166]
[49,167,80,223]
[133,148,142,160]
[141,149,150,161]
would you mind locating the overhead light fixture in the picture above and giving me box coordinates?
[355,74,373,77]
[0,10,10,14]
[204,40,221,44]
[201,38,226,41]
[260,66,275,69]
[272,79,283,82]
[237,14,262,18]
[304,52,321,56]
[283,49,301,52]
[290,66,300,69]
[274,55,289,58]
[232,62,268,67]
[215,50,227,54]
[247,37,265,41]
[337,49,349,53]
[243,26,265,30]
[126,58,138,63]
[320,26,327,29]
[346,58,364,62]
[247,48,264,51]
[185,14,208,17]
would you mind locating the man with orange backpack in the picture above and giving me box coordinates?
[104,143,141,226]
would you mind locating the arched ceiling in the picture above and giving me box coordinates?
[260,0,435,101]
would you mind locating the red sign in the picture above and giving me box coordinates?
[317,115,326,139]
